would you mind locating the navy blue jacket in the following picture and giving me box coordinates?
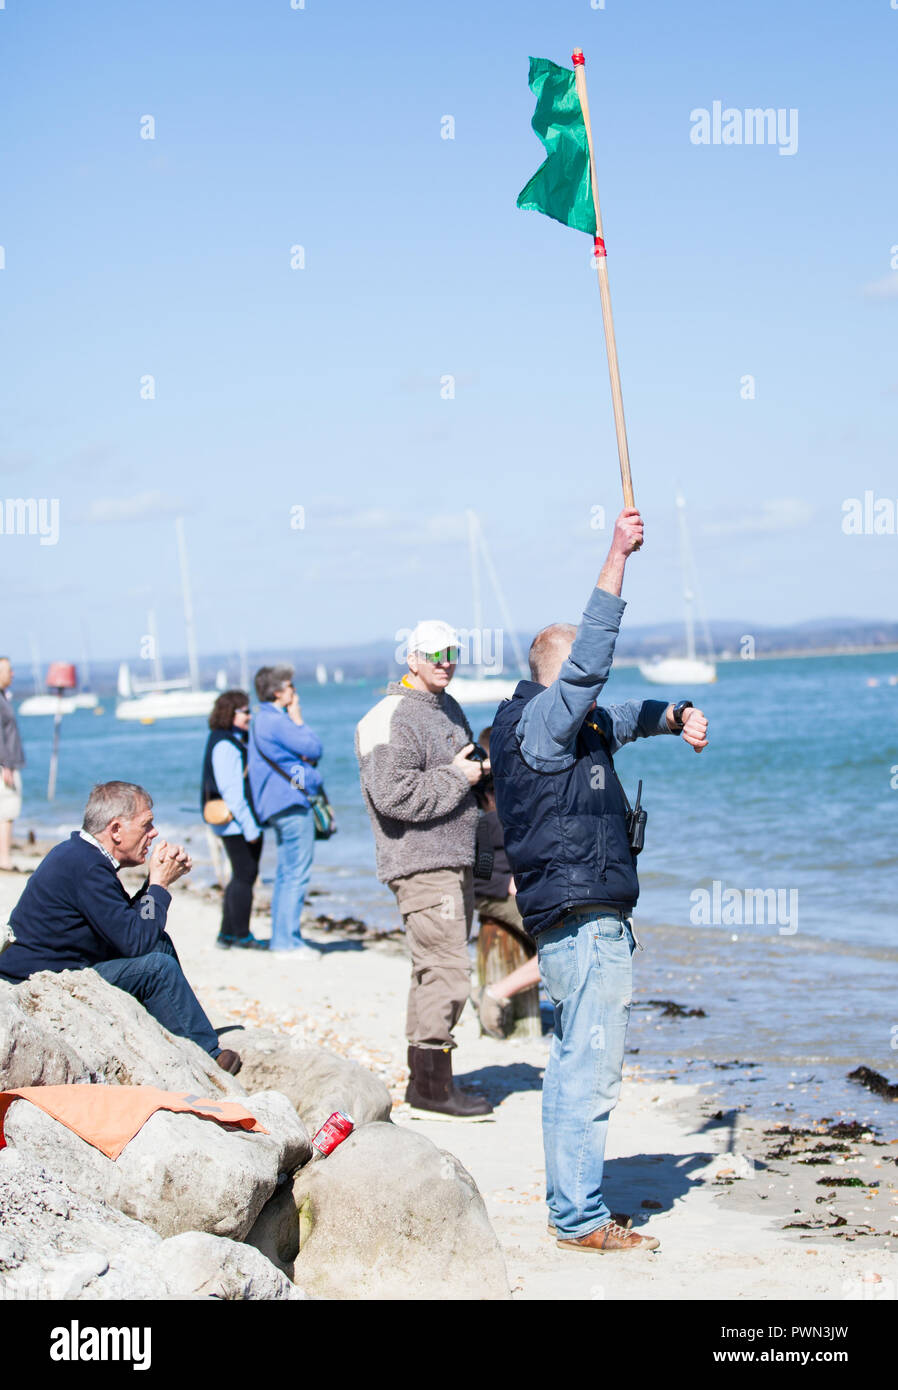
[491,586,672,938]
[0,832,171,982]
[492,686,642,936]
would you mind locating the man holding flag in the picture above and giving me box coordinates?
[495,53,710,1252]
[491,510,709,1252]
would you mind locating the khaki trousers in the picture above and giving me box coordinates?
[474,892,528,937]
[388,867,474,1049]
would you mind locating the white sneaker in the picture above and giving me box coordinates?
[270,942,322,961]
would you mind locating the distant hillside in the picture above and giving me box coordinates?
[612,618,898,662]
[32,619,898,696]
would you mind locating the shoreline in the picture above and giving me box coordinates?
[3,830,895,1138]
[185,893,898,1298]
[2,838,896,1299]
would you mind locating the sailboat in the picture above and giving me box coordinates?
[450,512,526,707]
[116,519,219,721]
[72,623,99,709]
[639,494,716,686]
[315,663,328,685]
[16,637,63,716]
[17,635,97,715]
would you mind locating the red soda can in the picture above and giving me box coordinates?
[311,1110,354,1156]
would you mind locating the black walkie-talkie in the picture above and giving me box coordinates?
[627,779,647,854]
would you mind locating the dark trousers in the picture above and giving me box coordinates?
[220,834,263,940]
[94,933,220,1056]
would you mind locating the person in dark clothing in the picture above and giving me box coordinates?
[491,508,709,1255]
[470,724,540,1040]
[201,690,266,950]
[0,780,241,1074]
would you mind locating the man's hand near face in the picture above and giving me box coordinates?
[148,840,193,889]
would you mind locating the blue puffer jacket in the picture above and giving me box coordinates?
[491,682,639,937]
[247,703,323,825]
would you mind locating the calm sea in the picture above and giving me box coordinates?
[11,651,898,1135]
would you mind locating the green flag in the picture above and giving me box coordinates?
[517,56,596,236]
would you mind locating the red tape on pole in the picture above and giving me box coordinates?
[594,236,607,258]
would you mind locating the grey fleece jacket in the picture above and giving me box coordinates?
[355,680,479,884]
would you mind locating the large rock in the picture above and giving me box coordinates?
[0,1149,170,1300]
[0,1151,299,1300]
[0,984,89,1088]
[231,1089,312,1174]
[236,1030,391,1136]
[2,1088,307,1240]
[244,1183,301,1277]
[2,969,244,1096]
[292,1121,510,1300]
[155,1231,301,1300]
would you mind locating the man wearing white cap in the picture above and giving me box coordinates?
[355,620,493,1119]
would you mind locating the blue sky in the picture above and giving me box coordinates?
[1,0,896,668]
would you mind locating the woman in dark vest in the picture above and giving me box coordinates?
[201,690,267,949]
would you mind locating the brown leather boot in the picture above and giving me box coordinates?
[405,1045,494,1120]
[557,1221,659,1253]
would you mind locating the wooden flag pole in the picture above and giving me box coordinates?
[572,48,635,510]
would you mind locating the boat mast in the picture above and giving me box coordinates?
[676,494,697,663]
[467,510,484,678]
[29,635,43,694]
[476,524,527,676]
[147,609,164,685]
[175,517,200,691]
[79,621,93,692]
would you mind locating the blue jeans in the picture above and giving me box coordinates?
[267,806,315,951]
[537,909,636,1239]
[94,934,221,1056]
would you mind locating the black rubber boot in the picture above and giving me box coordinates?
[405,1045,493,1120]
[404,1045,420,1105]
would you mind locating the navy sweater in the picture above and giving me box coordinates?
[0,832,171,983]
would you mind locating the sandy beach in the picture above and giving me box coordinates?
[2,837,896,1302]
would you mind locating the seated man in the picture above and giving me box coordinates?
[0,780,241,1074]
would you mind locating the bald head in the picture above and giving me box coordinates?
[528,623,578,687]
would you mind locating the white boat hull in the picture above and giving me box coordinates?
[639,658,717,686]
[18,694,77,716]
[450,676,520,706]
[116,689,218,721]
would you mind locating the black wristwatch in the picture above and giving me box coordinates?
[671,700,693,731]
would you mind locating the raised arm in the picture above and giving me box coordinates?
[518,509,644,771]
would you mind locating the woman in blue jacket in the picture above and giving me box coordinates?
[248,665,323,958]
[201,690,267,950]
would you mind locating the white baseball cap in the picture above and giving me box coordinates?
[408,619,459,656]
